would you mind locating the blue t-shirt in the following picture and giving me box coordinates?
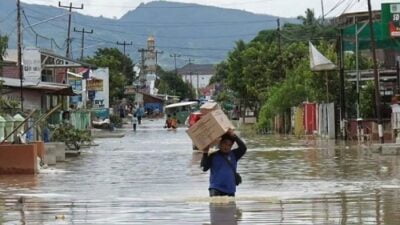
[200,136,247,195]
[209,152,238,194]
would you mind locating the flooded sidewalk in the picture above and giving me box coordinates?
[1,119,400,224]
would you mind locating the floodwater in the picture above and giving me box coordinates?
[1,120,400,224]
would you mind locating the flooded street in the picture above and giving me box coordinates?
[1,119,400,224]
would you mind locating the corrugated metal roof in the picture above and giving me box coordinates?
[0,77,76,96]
[3,48,97,69]
[177,63,216,75]
[3,49,17,63]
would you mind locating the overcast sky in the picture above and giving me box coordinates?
[22,0,393,19]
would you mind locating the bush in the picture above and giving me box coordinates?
[51,123,92,150]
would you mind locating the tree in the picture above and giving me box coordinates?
[0,35,16,112]
[156,67,195,100]
[210,9,343,129]
[360,81,375,119]
[84,48,134,104]
[0,35,8,77]
[0,35,7,59]
[297,9,317,26]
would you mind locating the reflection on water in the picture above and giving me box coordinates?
[0,120,400,224]
[0,175,38,189]
[209,201,240,225]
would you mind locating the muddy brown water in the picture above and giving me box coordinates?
[0,120,400,224]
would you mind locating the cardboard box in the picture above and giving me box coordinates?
[186,109,235,150]
[200,102,220,115]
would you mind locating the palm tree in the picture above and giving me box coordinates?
[297,9,317,26]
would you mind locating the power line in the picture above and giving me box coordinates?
[80,38,227,60]
[116,41,133,56]
[22,12,263,40]
[74,27,93,59]
[5,25,18,37]
[68,20,261,39]
[177,53,224,60]
[340,0,357,16]
[17,0,24,110]
[0,9,17,23]
[170,53,181,74]
[85,37,232,52]
[22,10,66,50]
[324,0,347,17]
[114,19,278,26]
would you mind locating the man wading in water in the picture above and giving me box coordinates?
[200,130,247,197]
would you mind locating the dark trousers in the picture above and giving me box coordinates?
[133,124,137,131]
[138,116,142,125]
[209,188,235,197]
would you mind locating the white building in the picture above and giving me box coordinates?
[177,63,216,90]
[90,68,110,109]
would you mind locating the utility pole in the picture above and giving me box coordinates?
[186,58,194,85]
[74,27,93,60]
[170,53,181,74]
[17,0,23,110]
[277,18,284,79]
[367,0,383,143]
[117,41,133,84]
[154,50,163,78]
[338,29,346,139]
[397,60,400,94]
[117,41,133,56]
[321,0,325,22]
[277,18,287,132]
[58,2,83,59]
[196,72,199,97]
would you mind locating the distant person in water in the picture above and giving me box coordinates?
[132,115,138,131]
[165,114,172,128]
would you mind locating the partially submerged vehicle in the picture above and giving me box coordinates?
[164,101,198,125]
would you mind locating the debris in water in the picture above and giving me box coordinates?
[55,214,65,220]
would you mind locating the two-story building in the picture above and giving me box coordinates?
[177,63,216,98]
[0,48,95,111]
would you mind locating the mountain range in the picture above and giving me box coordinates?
[0,0,298,68]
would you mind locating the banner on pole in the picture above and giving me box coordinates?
[23,48,41,83]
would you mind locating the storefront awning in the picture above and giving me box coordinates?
[67,71,83,79]
[0,77,77,96]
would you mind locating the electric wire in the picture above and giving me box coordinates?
[0,9,17,23]
[22,9,67,50]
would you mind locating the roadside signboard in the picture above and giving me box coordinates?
[87,78,103,91]
[383,3,400,38]
[23,48,41,83]
[390,4,400,37]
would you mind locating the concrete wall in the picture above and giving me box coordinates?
[45,142,65,162]
[4,89,42,111]
[31,141,45,161]
[182,74,213,89]
[0,144,38,174]
[2,65,19,79]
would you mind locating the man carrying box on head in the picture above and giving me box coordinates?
[200,129,247,197]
